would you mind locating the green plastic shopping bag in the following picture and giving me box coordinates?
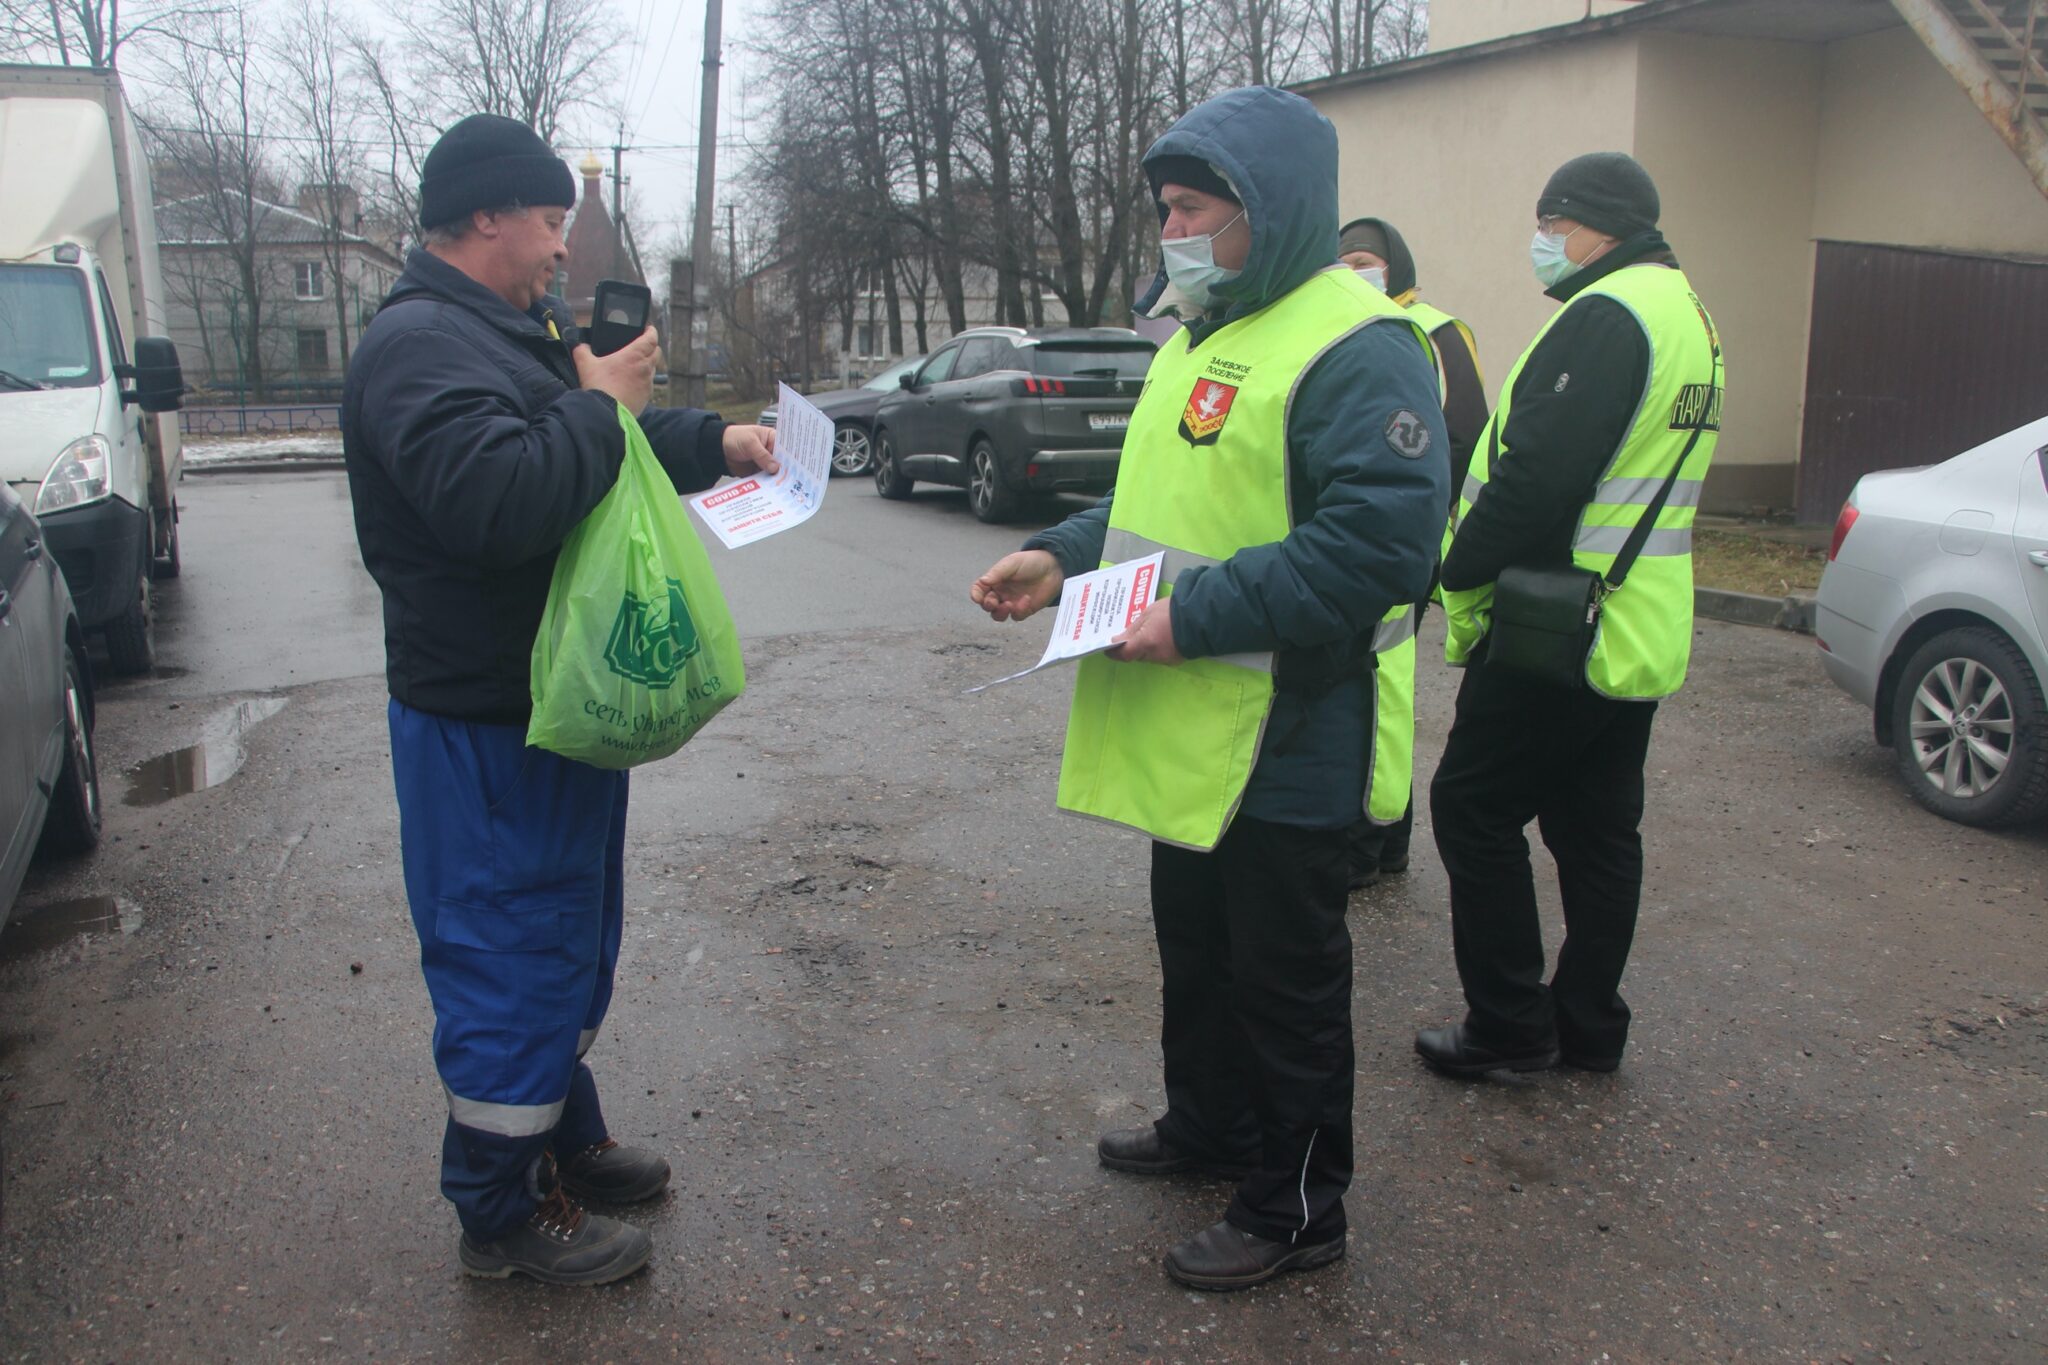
[527,404,745,768]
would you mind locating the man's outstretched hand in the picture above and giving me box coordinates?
[970,550,1064,623]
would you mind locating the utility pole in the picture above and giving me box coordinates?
[611,138,626,282]
[685,0,723,406]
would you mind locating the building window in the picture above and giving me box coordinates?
[295,262,324,300]
[297,327,330,370]
[855,323,879,359]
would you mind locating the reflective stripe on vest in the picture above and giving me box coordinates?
[1057,267,1431,850]
[1365,602,1416,825]
[1442,263,1723,699]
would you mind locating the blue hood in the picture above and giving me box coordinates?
[1136,86,1340,322]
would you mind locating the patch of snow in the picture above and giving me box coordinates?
[183,433,344,465]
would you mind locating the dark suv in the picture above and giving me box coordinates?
[870,327,1157,522]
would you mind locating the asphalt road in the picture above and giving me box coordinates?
[2,468,2044,1362]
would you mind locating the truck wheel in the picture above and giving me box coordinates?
[36,646,102,859]
[103,525,156,675]
[153,499,181,580]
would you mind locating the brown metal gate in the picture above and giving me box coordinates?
[1798,241,2048,524]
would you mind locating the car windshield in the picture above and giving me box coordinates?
[1029,344,1153,379]
[0,265,100,390]
[862,355,925,391]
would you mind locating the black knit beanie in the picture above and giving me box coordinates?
[1537,152,1660,239]
[1147,154,1240,205]
[418,115,577,231]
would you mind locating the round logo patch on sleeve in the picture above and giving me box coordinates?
[1384,409,1434,460]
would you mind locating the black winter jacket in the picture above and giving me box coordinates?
[343,249,730,723]
[1441,232,1676,593]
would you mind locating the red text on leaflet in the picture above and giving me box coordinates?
[1126,564,1156,626]
[703,479,761,509]
[1071,584,1092,641]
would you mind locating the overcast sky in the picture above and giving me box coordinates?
[588,0,768,256]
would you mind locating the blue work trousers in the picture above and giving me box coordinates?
[389,700,627,1239]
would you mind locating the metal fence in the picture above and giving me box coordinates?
[179,405,344,438]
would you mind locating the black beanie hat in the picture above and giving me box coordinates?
[1147,154,1240,205]
[1537,152,1660,239]
[418,114,577,230]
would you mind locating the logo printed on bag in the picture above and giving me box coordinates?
[1178,378,1238,445]
[603,577,702,688]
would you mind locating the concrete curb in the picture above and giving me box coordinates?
[1695,586,1815,636]
[186,458,345,476]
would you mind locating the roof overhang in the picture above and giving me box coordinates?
[1292,0,1903,99]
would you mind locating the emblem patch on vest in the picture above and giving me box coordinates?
[1178,378,1239,446]
[1384,409,1433,460]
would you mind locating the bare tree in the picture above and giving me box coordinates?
[4,0,220,68]
[145,1,283,395]
[397,0,615,145]
[346,27,434,239]
[274,0,364,367]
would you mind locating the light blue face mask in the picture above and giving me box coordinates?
[1162,209,1246,310]
[1531,224,1584,289]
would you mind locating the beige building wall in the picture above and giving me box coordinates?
[1633,35,1823,509]
[1318,34,1642,398]
[1811,26,2048,257]
[1429,0,1642,51]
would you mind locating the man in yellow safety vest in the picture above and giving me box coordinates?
[1336,216,1491,890]
[1419,153,1723,1079]
[970,87,1446,1291]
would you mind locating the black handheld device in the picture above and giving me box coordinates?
[587,279,653,356]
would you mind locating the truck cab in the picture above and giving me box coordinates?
[0,67,186,674]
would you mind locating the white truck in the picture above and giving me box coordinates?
[0,63,185,674]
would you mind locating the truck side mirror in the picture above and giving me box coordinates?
[122,337,185,413]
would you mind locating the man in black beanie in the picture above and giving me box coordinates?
[1420,151,1725,1080]
[342,113,779,1285]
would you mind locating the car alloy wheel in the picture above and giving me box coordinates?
[1908,655,2014,799]
[1890,625,2048,827]
[831,423,873,477]
[967,440,1017,524]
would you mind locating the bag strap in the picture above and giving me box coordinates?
[1603,305,1723,592]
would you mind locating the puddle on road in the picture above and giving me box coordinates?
[1,896,143,958]
[123,695,289,807]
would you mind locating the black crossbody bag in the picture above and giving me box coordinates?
[1485,314,1721,690]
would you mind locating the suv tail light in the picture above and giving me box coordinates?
[1828,498,1859,561]
[1022,376,1067,396]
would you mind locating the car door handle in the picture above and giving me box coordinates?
[0,587,11,620]
[23,537,41,561]
[2031,550,2048,568]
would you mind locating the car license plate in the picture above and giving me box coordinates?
[1088,412,1130,431]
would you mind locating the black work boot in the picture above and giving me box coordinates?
[559,1138,672,1204]
[1098,1126,1251,1181]
[457,1186,653,1285]
[1163,1219,1347,1291]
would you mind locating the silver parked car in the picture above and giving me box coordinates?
[1815,415,2048,827]
[2,477,102,921]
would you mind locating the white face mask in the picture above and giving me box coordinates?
[1531,225,1584,289]
[1354,265,1388,292]
[1161,209,1246,310]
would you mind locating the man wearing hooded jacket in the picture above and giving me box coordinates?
[970,87,1445,1291]
[1336,216,1490,889]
